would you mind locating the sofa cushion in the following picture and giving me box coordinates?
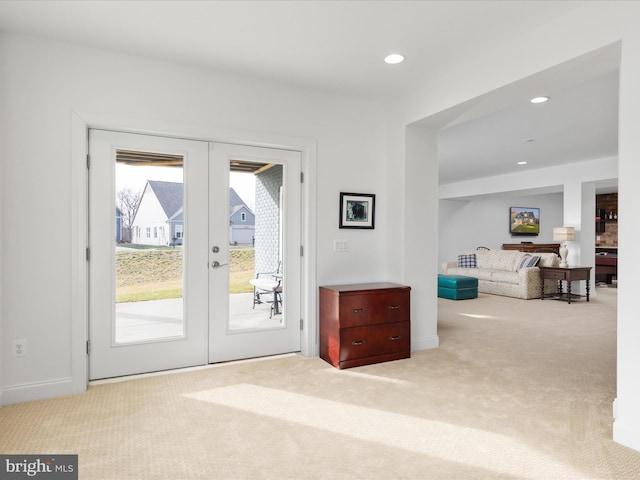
[537,252,560,267]
[446,267,492,280]
[473,250,524,272]
[490,270,520,284]
[517,254,541,270]
[457,253,477,268]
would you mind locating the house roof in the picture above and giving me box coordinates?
[229,188,250,215]
[230,204,252,217]
[147,181,183,219]
[146,180,252,219]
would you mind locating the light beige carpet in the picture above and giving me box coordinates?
[2,287,640,479]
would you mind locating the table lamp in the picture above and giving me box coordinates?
[553,226,575,268]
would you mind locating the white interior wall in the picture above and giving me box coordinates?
[390,1,640,452]
[439,157,617,200]
[615,27,640,452]
[0,85,3,405]
[0,32,389,403]
[438,193,564,269]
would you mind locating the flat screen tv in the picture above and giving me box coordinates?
[509,206,540,236]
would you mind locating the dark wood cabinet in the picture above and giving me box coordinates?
[502,243,561,255]
[595,252,617,284]
[319,282,411,369]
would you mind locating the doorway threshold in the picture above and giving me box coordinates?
[89,352,300,386]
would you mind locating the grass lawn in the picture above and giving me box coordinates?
[116,247,254,302]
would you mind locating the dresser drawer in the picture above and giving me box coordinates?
[541,270,568,281]
[339,291,409,328]
[339,322,410,362]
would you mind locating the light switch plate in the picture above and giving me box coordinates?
[334,240,348,252]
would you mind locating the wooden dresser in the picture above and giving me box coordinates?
[502,243,561,255]
[319,282,411,369]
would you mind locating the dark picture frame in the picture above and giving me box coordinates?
[339,192,375,229]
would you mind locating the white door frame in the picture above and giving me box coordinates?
[88,130,210,380]
[70,112,317,394]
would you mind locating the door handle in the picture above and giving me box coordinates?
[211,261,228,268]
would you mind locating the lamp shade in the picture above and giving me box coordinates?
[553,226,575,242]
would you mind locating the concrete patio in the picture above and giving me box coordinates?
[115,292,282,344]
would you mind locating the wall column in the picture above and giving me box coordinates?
[580,182,596,287]
[562,181,583,269]
[560,181,596,296]
[614,32,640,452]
[404,125,439,351]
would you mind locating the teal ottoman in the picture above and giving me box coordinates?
[438,274,478,300]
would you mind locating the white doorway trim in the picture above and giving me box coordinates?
[70,111,317,393]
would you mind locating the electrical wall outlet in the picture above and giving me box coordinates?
[13,339,27,357]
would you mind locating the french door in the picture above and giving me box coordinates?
[88,130,301,380]
[208,143,301,363]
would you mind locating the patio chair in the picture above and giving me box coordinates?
[249,262,283,318]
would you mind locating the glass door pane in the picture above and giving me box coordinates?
[228,163,284,331]
[114,151,185,344]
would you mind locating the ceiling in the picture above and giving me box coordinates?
[0,1,618,190]
[436,45,619,188]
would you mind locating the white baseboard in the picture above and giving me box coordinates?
[412,334,439,352]
[2,377,75,405]
[613,419,640,453]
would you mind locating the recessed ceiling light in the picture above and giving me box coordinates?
[384,53,405,65]
[530,96,550,104]
[518,161,528,165]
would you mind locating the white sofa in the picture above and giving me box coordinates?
[441,249,560,299]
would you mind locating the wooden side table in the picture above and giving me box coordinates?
[539,266,593,304]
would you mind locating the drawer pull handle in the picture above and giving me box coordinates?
[389,335,402,341]
[388,305,401,310]
[352,308,364,313]
[352,340,365,346]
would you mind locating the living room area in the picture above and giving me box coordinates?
[4,2,640,477]
[429,37,633,476]
[436,43,619,285]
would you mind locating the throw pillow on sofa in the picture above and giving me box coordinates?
[517,254,541,270]
[458,253,477,268]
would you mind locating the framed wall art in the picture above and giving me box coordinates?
[339,192,375,229]
[509,206,540,236]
